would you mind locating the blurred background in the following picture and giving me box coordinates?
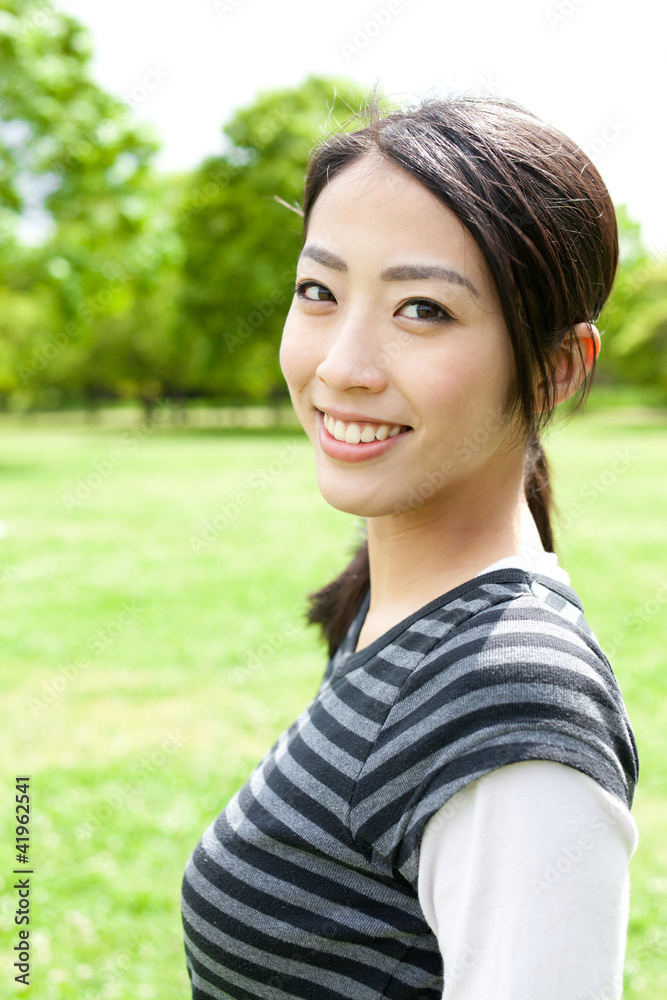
[0,0,665,997]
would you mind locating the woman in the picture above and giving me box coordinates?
[181,95,639,999]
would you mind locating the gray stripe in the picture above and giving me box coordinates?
[223,797,408,903]
[183,902,381,1000]
[387,649,607,726]
[182,574,638,1000]
[242,763,364,867]
[314,683,384,740]
[355,680,607,778]
[407,617,450,638]
[344,667,398,705]
[193,829,410,946]
[294,711,365,779]
[377,643,424,669]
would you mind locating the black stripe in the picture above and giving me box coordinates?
[181,571,639,999]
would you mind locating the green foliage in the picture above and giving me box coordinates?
[173,76,373,400]
[0,5,376,407]
[597,206,667,396]
[1,2,665,407]
[0,0,180,406]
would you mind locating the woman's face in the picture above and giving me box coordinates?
[279,154,524,521]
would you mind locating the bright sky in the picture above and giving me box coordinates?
[62,0,664,251]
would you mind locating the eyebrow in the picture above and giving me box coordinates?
[298,244,479,296]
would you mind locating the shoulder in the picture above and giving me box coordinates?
[422,759,639,859]
[379,569,638,808]
[349,570,638,884]
[408,568,619,694]
[418,759,638,972]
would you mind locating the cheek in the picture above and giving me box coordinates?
[413,351,487,409]
[412,339,515,434]
[279,320,313,394]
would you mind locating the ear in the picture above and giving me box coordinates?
[536,322,601,411]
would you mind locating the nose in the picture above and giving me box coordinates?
[315,310,389,394]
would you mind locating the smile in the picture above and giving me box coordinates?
[316,410,412,464]
[322,411,409,444]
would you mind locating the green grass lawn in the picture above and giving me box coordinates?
[0,407,665,998]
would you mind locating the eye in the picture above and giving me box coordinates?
[397,298,454,323]
[294,280,336,303]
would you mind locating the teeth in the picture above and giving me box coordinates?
[323,412,406,443]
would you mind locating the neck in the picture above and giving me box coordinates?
[364,455,538,614]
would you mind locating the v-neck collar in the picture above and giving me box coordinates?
[333,567,584,675]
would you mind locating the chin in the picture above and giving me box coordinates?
[314,472,399,519]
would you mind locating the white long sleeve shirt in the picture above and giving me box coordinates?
[418,545,639,999]
[183,521,639,999]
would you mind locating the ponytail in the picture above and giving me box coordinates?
[307,541,370,660]
[524,432,555,553]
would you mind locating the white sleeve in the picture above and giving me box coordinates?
[417,760,639,1000]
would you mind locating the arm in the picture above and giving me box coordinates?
[418,760,639,1000]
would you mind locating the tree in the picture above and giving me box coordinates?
[597,205,667,396]
[0,0,172,408]
[174,76,379,402]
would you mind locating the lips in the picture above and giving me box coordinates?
[316,409,412,462]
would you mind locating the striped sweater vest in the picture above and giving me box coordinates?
[181,568,639,999]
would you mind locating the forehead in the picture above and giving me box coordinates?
[305,153,493,297]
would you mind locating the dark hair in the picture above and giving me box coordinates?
[299,94,619,656]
